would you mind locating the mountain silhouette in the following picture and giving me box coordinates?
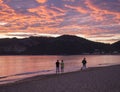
[0,35,119,55]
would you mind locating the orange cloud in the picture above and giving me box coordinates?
[65,4,88,14]
[28,5,65,19]
[0,1,63,34]
[0,1,15,21]
[63,0,75,2]
[85,0,120,21]
[36,0,47,3]
[0,0,119,43]
[50,5,66,13]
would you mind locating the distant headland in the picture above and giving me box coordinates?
[0,35,119,55]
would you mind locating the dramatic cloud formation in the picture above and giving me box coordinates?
[0,0,120,43]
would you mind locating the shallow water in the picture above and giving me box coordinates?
[0,55,120,84]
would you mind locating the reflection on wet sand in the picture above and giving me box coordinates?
[0,55,120,84]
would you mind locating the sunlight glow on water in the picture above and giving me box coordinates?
[0,55,120,84]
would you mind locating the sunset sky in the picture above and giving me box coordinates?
[0,0,120,43]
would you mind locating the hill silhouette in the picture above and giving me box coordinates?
[0,35,119,55]
[111,41,120,53]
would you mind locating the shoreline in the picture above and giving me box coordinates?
[0,64,120,85]
[0,64,118,86]
[0,64,120,92]
[0,54,120,56]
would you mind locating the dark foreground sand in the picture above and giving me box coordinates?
[0,65,120,92]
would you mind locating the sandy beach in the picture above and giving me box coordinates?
[0,65,120,92]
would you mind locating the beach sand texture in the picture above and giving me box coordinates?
[0,65,120,92]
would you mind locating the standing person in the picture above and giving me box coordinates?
[56,60,60,74]
[81,58,87,70]
[61,60,64,73]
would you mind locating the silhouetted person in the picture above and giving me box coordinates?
[81,58,87,70]
[61,60,64,73]
[56,60,60,74]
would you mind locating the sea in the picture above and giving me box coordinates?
[0,55,120,84]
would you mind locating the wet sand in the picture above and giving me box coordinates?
[0,65,120,92]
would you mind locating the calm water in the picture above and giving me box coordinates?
[0,55,120,84]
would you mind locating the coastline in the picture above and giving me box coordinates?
[0,64,120,92]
